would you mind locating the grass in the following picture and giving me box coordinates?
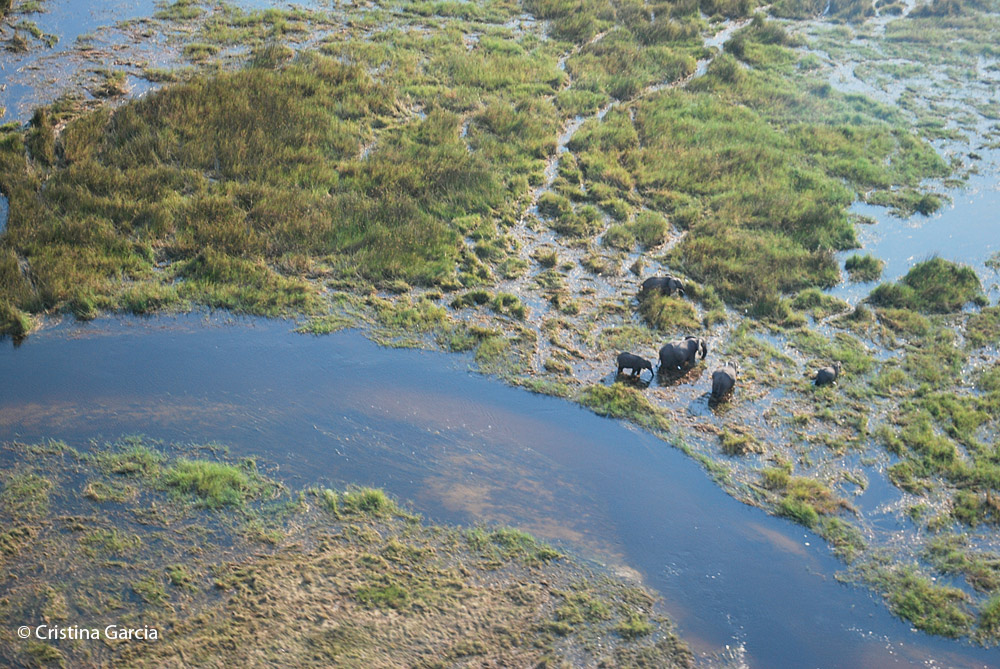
[490,292,528,320]
[719,429,763,456]
[2,0,996,649]
[869,257,985,313]
[0,472,52,519]
[845,253,885,282]
[615,610,654,640]
[638,293,701,332]
[966,306,1000,348]
[83,480,136,502]
[90,440,166,477]
[925,535,1000,593]
[162,457,276,508]
[791,287,849,319]
[877,307,931,338]
[768,475,848,529]
[90,69,129,98]
[133,574,169,607]
[337,488,403,518]
[579,383,671,432]
[603,211,670,250]
[1,437,691,666]
[867,564,975,638]
[466,526,562,566]
[80,528,142,557]
[819,517,867,563]
[1,48,540,332]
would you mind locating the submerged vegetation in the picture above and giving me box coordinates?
[0,437,692,668]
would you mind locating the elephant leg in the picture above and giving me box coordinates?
[617,366,624,376]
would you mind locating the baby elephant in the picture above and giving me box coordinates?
[640,275,685,299]
[814,361,842,386]
[617,352,653,378]
[711,361,740,402]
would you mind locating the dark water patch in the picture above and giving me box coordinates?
[0,193,7,233]
[1,314,998,667]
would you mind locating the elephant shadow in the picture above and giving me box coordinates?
[707,391,736,414]
[613,372,652,389]
[657,364,705,387]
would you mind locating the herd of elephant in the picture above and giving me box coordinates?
[614,276,842,404]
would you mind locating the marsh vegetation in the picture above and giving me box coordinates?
[0,437,691,667]
[2,0,1000,651]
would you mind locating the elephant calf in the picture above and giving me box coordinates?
[711,361,740,402]
[640,275,685,299]
[815,361,842,386]
[658,336,708,372]
[617,352,653,378]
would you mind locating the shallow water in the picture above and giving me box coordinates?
[0,0,339,122]
[828,149,1000,305]
[0,0,159,122]
[1,314,997,668]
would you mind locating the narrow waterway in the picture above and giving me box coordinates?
[1,315,996,668]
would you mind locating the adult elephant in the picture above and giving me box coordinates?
[640,275,685,299]
[658,336,707,372]
[711,361,739,402]
[814,361,842,386]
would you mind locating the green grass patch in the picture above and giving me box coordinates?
[719,429,763,456]
[162,457,275,508]
[90,440,166,478]
[0,472,52,519]
[615,610,654,640]
[845,253,884,282]
[466,526,561,566]
[80,528,141,557]
[869,564,974,638]
[83,480,136,503]
[638,293,700,332]
[869,257,985,313]
[579,384,670,432]
[966,306,1000,348]
[791,287,849,319]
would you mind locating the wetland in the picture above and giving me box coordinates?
[2,0,1000,665]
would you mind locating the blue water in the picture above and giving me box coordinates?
[1,314,996,668]
[829,155,1000,306]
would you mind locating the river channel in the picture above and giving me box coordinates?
[1,315,997,667]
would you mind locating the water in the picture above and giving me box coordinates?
[0,0,159,122]
[0,0,339,123]
[1,314,997,668]
[0,193,7,234]
[829,153,1000,305]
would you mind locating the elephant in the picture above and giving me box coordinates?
[711,361,740,402]
[814,361,842,386]
[658,336,707,372]
[616,352,653,378]
[640,275,685,299]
